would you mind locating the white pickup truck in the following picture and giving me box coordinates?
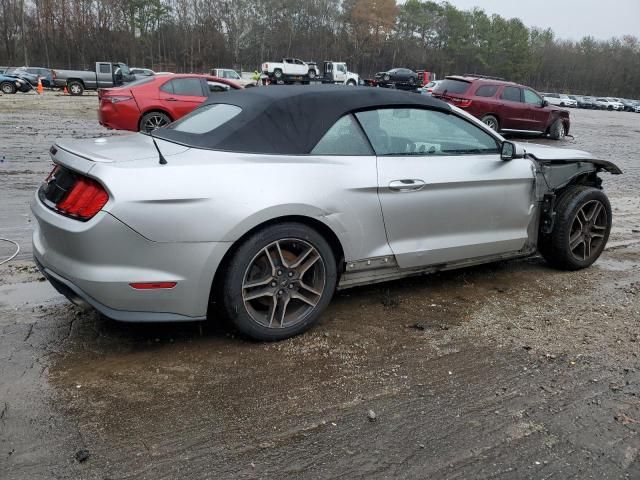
[261,58,313,83]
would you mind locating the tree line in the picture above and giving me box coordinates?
[1,0,639,97]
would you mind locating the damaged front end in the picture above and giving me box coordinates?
[524,144,622,235]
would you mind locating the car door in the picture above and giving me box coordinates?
[522,88,550,133]
[159,78,207,118]
[293,59,307,75]
[498,86,528,130]
[96,62,112,88]
[357,108,535,269]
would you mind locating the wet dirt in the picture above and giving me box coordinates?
[1,92,639,479]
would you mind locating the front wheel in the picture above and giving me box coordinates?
[308,70,316,80]
[549,119,566,140]
[347,80,356,86]
[220,223,338,341]
[1,81,16,94]
[538,186,612,270]
[273,69,283,80]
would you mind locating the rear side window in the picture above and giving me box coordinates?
[501,87,522,102]
[99,64,111,74]
[475,85,499,97]
[169,104,241,134]
[172,78,204,96]
[311,115,373,156]
[434,79,470,94]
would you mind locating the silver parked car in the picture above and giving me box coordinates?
[32,86,621,341]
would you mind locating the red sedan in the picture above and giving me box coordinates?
[98,74,243,132]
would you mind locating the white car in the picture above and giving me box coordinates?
[420,80,442,95]
[211,68,256,87]
[595,98,623,110]
[606,98,625,110]
[130,68,155,77]
[543,93,577,107]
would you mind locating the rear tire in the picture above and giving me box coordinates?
[308,70,316,80]
[220,222,338,341]
[140,111,171,132]
[538,186,611,271]
[481,115,499,131]
[549,119,566,140]
[1,81,16,94]
[68,81,84,96]
[274,69,283,80]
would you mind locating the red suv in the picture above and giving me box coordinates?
[98,74,242,132]
[432,76,570,140]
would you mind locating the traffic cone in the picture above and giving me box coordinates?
[63,85,68,95]
[37,78,43,94]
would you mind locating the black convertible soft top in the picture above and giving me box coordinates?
[153,85,452,154]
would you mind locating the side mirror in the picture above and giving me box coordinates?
[541,100,549,107]
[501,141,525,161]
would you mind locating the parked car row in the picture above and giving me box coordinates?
[542,92,640,112]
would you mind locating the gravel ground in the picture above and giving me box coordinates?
[1,90,639,479]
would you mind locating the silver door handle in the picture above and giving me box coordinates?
[388,179,425,192]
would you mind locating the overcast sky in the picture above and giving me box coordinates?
[442,0,640,40]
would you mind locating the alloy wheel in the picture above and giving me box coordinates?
[70,84,81,94]
[242,238,326,329]
[1,83,13,94]
[568,200,607,262]
[144,115,168,132]
[483,117,498,130]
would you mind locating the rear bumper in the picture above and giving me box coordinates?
[35,258,204,322]
[98,99,141,131]
[31,193,232,322]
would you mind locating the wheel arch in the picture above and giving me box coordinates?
[66,78,85,87]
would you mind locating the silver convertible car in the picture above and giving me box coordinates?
[32,86,621,340]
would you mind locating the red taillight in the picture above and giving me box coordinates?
[56,177,109,219]
[450,97,473,108]
[109,95,133,104]
[129,282,177,290]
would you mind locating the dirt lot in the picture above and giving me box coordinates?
[1,91,639,479]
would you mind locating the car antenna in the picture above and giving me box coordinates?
[149,130,167,165]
